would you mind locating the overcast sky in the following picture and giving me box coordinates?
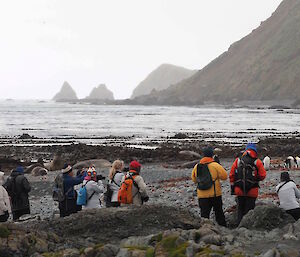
[0,0,282,100]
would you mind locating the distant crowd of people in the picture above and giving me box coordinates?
[0,143,300,226]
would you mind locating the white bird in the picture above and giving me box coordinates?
[295,156,300,168]
[286,156,296,169]
[263,156,270,171]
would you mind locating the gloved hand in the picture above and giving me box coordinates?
[142,196,149,202]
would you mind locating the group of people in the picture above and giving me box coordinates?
[56,160,149,217]
[192,143,300,227]
[0,142,300,225]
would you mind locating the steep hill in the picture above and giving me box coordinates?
[131,64,196,99]
[142,0,300,105]
[86,84,114,100]
[53,82,78,101]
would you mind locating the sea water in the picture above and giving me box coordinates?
[0,100,299,146]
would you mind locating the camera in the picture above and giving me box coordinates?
[96,174,106,181]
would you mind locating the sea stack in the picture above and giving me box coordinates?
[53,82,78,101]
[86,84,114,100]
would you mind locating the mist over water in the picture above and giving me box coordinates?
[0,100,299,145]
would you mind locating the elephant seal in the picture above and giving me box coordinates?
[25,163,44,174]
[73,159,111,173]
[32,167,48,176]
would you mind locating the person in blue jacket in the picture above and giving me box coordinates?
[59,164,84,217]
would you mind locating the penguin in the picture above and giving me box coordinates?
[295,156,300,168]
[286,156,295,169]
[263,156,270,171]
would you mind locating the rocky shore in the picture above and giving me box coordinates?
[1,135,300,172]
[1,137,300,256]
[2,204,300,257]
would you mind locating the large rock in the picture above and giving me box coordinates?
[53,81,78,101]
[239,204,295,231]
[86,84,114,100]
[31,205,201,247]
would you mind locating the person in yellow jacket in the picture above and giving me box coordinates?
[191,147,228,226]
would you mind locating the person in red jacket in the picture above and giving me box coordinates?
[229,143,266,224]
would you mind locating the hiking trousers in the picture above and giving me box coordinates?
[237,196,256,224]
[286,208,300,221]
[198,196,227,227]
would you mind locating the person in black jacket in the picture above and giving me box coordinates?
[4,166,31,221]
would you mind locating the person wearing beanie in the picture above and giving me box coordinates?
[120,160,148,206]
[191,146,228,227]
[82,167,104,209]
[4,166,31,221]
[276,172,300,220]
[0,172,11,222]
[58,164,84,217]
[229,143,266,224]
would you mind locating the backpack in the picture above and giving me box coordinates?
[52,173,65,202]
[104,177,120,207]
[117,174,138,204]
[5,176,18,198]
[234,154,258,194]
[196,162,214,191]
[76,181,94,206]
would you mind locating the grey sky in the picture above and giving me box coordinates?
[0,0,282,99]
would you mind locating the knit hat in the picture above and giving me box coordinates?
[87,167,97,177]
[245,143,257,153]
[15,166,24,173]
[62,165,72,174]
[280,171,290,182]
[203,147,214,157]
[129,160,141,170]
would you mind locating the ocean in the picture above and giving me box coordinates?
[0,100,299,146]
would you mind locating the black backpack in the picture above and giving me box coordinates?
[196,162,214,191]
[5,176,19,199]
[234,154,258,194]
[104,174,120,207]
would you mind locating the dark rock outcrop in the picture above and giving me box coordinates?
[31,205,201,246]
[239,204,295,231]
[53,81,78,101]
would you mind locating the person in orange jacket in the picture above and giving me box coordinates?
[192,147,228,226]
[229,143,266,224]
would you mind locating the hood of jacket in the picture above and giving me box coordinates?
[200,157,215,164]
[243,149,257,159]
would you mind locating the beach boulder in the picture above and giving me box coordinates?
[239,204,295,231]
